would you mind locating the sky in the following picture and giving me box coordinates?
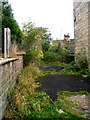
[8,0,74,39]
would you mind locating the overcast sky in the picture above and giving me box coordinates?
[8,0,74,39]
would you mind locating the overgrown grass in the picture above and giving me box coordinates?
[5,64,89,119]
[40,62,90,77]
[40,63,81,76]
[55,91,90,119]
[5,64,61,119]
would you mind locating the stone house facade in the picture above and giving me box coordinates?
[52,34,75,56]
[73,1,90,69]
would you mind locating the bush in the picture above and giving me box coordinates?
[43,51,56,62]
[43,46,69,63]
[4,64,62,119]
[43,51,62,63]
[66,52,88,75]
[76,52,88,70]
[23,49,35,67]
[76,58,88,70]
[87,71,90,79]
[61,48,69,63]
[24,47,43,67]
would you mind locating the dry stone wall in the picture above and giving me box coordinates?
[0,55,23,119]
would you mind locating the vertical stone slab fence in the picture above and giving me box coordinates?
[0,54,23,119]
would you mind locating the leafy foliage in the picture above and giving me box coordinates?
[24,47,43,66]
[65,51,88,75]
[22,21,51,50]
[22,21,52,65]
[55,91,89,119]
[5,64,61,119]
[5,64,89,119]
[43,44,69,63]
[22,21,35,49]
[2,1,22,43]
[76,52,88,70]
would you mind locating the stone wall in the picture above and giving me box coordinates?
[74,1,90,69]
[88,2,90,69]
[0,55,23,119]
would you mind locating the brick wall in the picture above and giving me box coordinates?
[0,55,23,119]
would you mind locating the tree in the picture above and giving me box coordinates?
[2,1,22,43]
[22,21,35,49]
[22,21,52,65]
[41,28,52,53]
[22,21,52,51]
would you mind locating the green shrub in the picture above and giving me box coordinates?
[75,52,88,75]
[24,47,43,67]
[76,51,88,70]
[60,48,69,63]
[23,49,33,66]
[42,45,69,63]
[43,51,59,62]
[65,52,88,75]
[87,71,90,79]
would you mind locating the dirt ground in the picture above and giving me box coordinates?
[37,74,90,101]
[37,65,90,119]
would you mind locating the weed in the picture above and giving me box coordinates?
[5,64,89,119]
[55,91,90,119]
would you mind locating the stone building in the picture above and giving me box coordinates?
[73,1,90,69]
[52,34,70,47]
[52,34,75,56]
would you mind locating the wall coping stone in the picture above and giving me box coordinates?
[16,52,26,56]
[0,58,18,66]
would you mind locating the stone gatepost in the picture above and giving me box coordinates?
[4,28,11,58]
